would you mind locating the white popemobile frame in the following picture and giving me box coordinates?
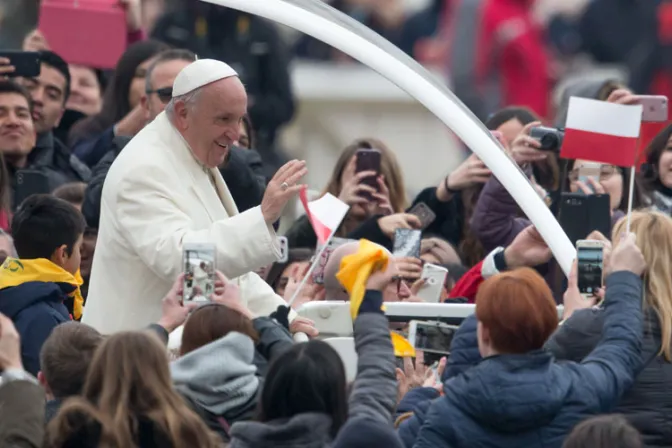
[204,0,576,274]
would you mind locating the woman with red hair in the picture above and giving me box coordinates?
[413,234,647,448]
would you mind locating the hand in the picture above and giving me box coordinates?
[410,277,426,296]
[0,57,15,80]
[445,154,491,192]
[338,170,378,206]
[370,175,394,216]
[119,0,143,32]
[261,160,308,224]
[211,271,254,319]
[366,256,396,291]
[562,260,598,321]
[586,230,612,275]
[510,121,548,166]
[422,356,447,393]
[114,104,146,137]
[289,316,319,337]
[610,233,646,276]
[575,177,606,196]
[396,351,442,401]
[504,225,552,269]
[396,257,423,281]
[0,313,22,370]
[283,264,321,309]
[22,29,49,52]
[157,274,199,333]
[377,213,422,238]
[606,88,639,106]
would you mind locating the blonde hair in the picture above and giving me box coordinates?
[613,210,672,361]
[322,138,408,214]
[46,331,222,448]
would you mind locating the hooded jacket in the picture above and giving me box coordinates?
[413,271,643,448]
[171,332,261,441]
[0,277,71,376]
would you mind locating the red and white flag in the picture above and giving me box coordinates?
[299,187,350,245]
[560,97,643,167]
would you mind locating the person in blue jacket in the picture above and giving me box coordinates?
[412,232,646,448]
[0,195,85,375]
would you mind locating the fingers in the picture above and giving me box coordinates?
[416,350,425,367]
[403,356,414,374]
[436,356,447,379]
[184,302,200,312]
[575,180,593,196]
[284,165,308,188]
[352,170,377,183]
[402,213,422,229]
[522,121,542,135]
[215,271,229,284]
[396,367,405,382]
[568,259,578,289]
[587,177,605,194]
[586,230,608,242]
[274,159,303,180]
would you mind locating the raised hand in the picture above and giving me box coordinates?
[157,274,199,333]
[261,160,308,224]
[610,233,646,276]
[510,121,548,166]
[562,260,598,320]
[0,312,22,371]
[377,213,422,238]
[211,271,253,318]
[504,225,552,269]
[445,154,492,191]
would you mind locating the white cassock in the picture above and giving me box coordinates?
[83,112,288,333]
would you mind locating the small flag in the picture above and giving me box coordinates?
[299,187,349,245]
[560,97,643,167]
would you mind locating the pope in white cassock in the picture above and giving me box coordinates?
[83,59,307,333]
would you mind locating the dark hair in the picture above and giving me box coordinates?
[39,50,71,102]
[11,194,85,259]
[485,106,538,130]
[562,414,643,448]
[639,123,672,195]
[258,340,348,438]
[180,304,259,356]
[39,322,104,398]
[68,39,169,144]
[0,80,33,112]
[145,49,196,92]
[52,182,86,206]
[241,115,255,149]
[265,248,314,290]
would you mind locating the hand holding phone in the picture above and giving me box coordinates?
[576,162,601,195]
[408,202,436,230]
[417,263,448,303]
[0,52,41,78]
[355,148,382,201]
[408,320,458,355]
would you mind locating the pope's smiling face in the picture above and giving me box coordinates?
[176,76,247,168]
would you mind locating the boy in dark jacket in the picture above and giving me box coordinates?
[0,195,86,375]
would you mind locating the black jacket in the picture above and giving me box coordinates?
[220,147,266,213]
[151,5,295,152]
[546,306,672,446]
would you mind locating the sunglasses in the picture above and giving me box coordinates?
[146,86,173,104]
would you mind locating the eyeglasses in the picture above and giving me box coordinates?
[146,87,173,104]
[568,165,621,182]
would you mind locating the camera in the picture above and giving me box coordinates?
[530,126,565,152]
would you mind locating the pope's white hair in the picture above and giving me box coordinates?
[165,87,203,118]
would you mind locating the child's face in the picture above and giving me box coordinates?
[62,234,83,275]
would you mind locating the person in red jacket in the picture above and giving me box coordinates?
[447,0,551,120]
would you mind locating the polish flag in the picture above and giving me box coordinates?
[560,97,643,167]
[299,187,350,245]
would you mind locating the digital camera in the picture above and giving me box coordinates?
[530,126,565,152]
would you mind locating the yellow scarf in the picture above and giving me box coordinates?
[336,240,415,358]
[0,258,84,320]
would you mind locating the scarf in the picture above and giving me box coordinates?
[0,258,84,319]
[336,239,415,357]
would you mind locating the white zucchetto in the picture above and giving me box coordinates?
[172,59,238,97]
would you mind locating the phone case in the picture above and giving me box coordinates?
[393,229,422,258]
[0,52,40,78]
[558,193,610,245]
[418,264,448,303]
[408,202,436,230]
[355,149,381,201]
[640,96,669,123]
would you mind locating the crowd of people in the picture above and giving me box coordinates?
[0,0,670,447]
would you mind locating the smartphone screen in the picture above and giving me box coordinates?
[577,245,603,295]
[355,149,381,200]
[411,321,458,355]
[183,244,216,302]
[393,228,422,258]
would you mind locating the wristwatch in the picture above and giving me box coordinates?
[0,368,37,386]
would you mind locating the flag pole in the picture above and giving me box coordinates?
[287,233,334,308]
[626,166,636,233]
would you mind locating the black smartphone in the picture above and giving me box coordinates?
[14,170,51,209]
[393,228,422,258]
[355,148,381,201]
[558,193,610,245]
[0,51,41,78]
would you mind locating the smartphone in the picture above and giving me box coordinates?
[558,193,611,245]
[13,170,51,209]
[277,236,289,263]
[408,320,458,355]
[0,51,41,78]
[182,243,217,302]
[577,162,601,194]
[393,228,422,258]
[638,95,669,123]
[576,240,604,296]
[408,202,436,230]
[417,263,448,303]
[312,237,356,284]
[355,148,382,200]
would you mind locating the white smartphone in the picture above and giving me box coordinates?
[639,95,669,123]
[182,243,217,302]
[417,263,448,303]
[577,162,601,194]
[576,239,604,296]
[408,320,459,355]
[277,236,289,263]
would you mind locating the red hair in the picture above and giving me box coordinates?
[475,268,558,354]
